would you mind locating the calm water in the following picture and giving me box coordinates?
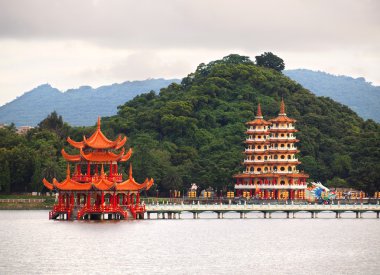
[0,210,379,275]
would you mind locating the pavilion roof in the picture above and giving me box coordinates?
[61,148,132,163]
[42,164,153,192]
[66,117,127,150]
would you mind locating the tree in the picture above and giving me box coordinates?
[255,52,285,71]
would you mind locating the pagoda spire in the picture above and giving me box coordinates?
[66,163,71,179]
[100,164,105,177]
[97,116,101,130]
[279,97,286,115]
[255,103,263,118]
[129,163,133,179]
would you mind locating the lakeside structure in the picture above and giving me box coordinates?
[234,99,309,200]
[43,118,153,220]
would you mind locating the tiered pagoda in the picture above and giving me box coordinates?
[43,117,154,220]
[234,99,309,200]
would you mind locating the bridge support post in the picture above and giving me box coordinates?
[286,212,289,219]
[264,212,267,219]
[377,212,379,219]
[359,212,362,218]
[315,212,318,218]
[162,213,166,219]
[356,212,359,219]
[269,212,272,219]
[193,212,196,219]
[196,213,200,219]
[311,212,315,219]
[221,213,224,219]
[178,213,181,219]
[293,212,295,218]
[240,212,243,219]
[217,213,220,219]
[147,213,150,219]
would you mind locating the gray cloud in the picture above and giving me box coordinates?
[0,0,379,51]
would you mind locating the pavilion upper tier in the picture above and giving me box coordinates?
[62,117,132,163]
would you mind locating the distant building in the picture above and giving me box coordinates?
[234,99,309,200]
[16,126,33,135]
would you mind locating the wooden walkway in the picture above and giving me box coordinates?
[145,203,380,219]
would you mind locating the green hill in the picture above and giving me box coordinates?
[102,55,380,194]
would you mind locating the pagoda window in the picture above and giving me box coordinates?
[258,135,261,139]
[280,180,285,185]
[274,155,278,160]
[250,167,254,172]
[257,168,261,172]
[281,155,285,159]
[280,167,285,171]
[264,167,268,172]
[281,133,284,137]
[264,156,267,160]
[280,144,285,148]
[258,156,262,160]
[287,155,291,159]
[288,167,292,171]
[258,145,262,149]
[274,166,278,171]
[287,144,291,148]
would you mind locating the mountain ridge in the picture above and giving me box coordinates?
[0,79,180,126]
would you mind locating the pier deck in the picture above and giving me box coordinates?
[145,203,380,219]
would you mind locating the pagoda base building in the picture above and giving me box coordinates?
[43,118,153,220]
[234,100,309,200]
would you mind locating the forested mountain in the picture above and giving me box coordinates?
[0,55,379,195]
[0,79,179,126]
[284,69,380,122]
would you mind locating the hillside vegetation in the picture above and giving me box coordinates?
[0,55,379,195]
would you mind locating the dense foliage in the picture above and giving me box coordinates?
[255,52,285,72]
[0,54,379,195]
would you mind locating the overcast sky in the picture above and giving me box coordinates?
[0,0,379,105]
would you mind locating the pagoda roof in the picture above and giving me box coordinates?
[43,164,154,192]
[269,98,296,123]
[66,117,127,150]
[61,148,132,163]
[246,103,271,126]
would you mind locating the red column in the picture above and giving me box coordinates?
[87,162,90,177]
[127,193,131,205]
[95,165,98,175]
[114,164,118,175]
[70,193,74,207]
[87,193,91,207]
[109,164,113,176]
[136,193,140,205]
[77,193,80,206]
[101,192,105,206]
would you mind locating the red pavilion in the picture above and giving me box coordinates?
[43,117,154,220]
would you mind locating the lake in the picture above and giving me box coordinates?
[0,210,379,274]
